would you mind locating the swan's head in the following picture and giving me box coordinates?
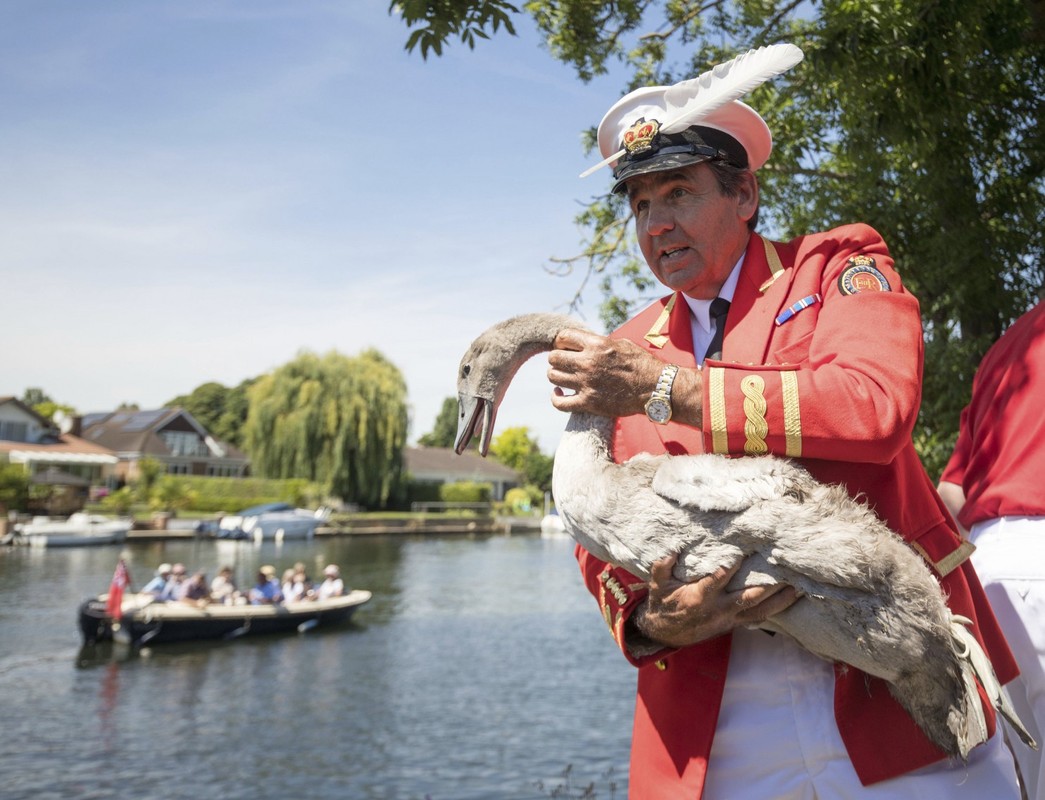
[454,337,508,457]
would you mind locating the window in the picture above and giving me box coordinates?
[0,421,28,442]
[160,431,208,458]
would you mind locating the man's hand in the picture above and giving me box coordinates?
[548,328,702,426]
[631,554,803,649]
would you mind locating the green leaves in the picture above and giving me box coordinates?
[393,0,520,59]
[417,396,462,448]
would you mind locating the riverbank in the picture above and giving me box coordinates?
[126,514,543,540]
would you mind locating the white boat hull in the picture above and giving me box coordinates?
[217,505,330,541]
[15,513,132,547]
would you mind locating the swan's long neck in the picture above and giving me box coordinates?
[552,410,616,520]
[560,411,615,463]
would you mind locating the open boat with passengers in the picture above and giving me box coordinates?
[78,589,372,647]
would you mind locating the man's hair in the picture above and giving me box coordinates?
[707,159,760,231]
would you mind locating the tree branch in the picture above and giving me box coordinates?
[638,0,724,44]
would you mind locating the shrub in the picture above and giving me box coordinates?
[115,475,324,514]
[100,486,135,514]
[148,476,198,512]
[0,464,29,512]
[439,481,491,504]
[501,487,533,515]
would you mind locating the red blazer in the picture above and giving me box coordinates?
[577,224,1018,798]
[940,302,1045,527]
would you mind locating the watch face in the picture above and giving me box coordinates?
[646,398,671,424]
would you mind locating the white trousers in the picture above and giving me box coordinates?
[970,516,1045,800]
[702,626,1021,799]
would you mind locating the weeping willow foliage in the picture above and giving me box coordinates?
[243,349,409,509]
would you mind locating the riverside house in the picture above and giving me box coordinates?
[0,396,119,514]
[404,446,521,501]
[80,408,249,484]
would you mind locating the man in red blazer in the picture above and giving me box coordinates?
[546,72,1022,798]
[938,298,1045,799]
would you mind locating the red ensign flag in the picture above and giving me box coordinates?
[104,559,131,619]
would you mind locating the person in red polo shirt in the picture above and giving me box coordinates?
[546,53,1022,798]
[939,298,1045,799]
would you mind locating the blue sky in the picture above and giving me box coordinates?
[1,2,628,452]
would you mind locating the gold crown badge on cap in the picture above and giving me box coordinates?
[622,118,660,155]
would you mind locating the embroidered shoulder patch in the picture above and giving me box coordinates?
[839,256,890,295]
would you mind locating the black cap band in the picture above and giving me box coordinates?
[611,125,748,194]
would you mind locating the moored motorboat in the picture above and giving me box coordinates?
[13,513,132,547]
[213,502,331,540]
[78,589,372,646]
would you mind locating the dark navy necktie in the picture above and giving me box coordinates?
[704,297,731,361]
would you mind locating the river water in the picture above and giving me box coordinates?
[0,532,636,799]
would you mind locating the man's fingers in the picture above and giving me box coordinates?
[735,583,803,624]
[647,553,679,588]
[703,560,742,590]
[553,327,599,352]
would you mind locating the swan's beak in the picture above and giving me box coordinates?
[455,394,496,457]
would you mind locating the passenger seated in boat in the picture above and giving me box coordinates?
[210,565,239,604]
[177,571,211,607]
[280,567,296,596]
[248,565,282,605]
[283,568,314,603]
[141,563,172,597]
[317,564,346,599]
[159,563,188,602]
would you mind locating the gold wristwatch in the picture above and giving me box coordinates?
[644,363,680,425]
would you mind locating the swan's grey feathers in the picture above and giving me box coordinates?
[652,452,805,511]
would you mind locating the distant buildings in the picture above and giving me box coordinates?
[2,396,523,510]
[404,446,520,501]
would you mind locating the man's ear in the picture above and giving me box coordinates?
[737,171,759,224]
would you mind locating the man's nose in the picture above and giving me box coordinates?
[643,201,675,236]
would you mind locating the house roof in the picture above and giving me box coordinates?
[404,446,521,483]
[0,396,58,430]
[82,407,247,461]
[82,408,182,455]
[0,432,118,465]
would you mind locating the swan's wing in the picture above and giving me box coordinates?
[650,453,805,512]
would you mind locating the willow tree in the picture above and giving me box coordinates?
[395,0,1045,477]
[244,349,409,509]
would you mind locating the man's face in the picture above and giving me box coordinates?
[625,162,756,300]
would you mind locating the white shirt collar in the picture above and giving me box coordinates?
[683,254,745,334]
